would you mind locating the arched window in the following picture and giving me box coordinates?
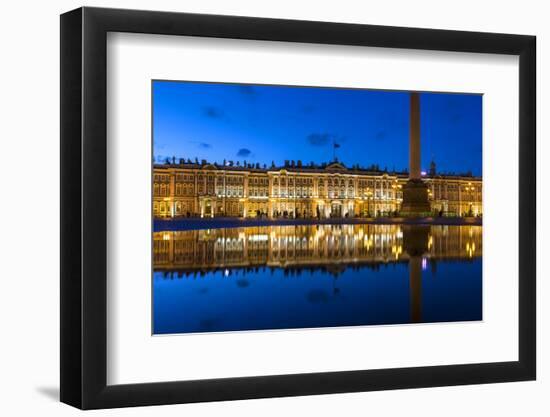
[154,184,159,196]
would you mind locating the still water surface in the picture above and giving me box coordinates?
[153,224,482,334]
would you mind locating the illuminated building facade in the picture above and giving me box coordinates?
[153,160,482,219]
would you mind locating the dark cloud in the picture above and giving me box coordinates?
[238,85,257,98]
[202,106,224,119]
[236,148,252,157]
[307,133,333,146]
[189,141,213,149]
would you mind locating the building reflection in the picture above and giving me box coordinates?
[153,224,481,272]
[154,224,481,324]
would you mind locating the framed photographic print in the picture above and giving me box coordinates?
[60,7,536,409]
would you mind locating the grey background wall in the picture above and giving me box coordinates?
[0,1,546,415]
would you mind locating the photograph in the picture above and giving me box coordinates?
[151,81,483,335]
[54,4,538,411]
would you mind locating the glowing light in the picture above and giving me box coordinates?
[466,242,476,258]
[422,257,428,270]
[391,244,402,259]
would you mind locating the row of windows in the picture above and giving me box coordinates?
[272,188,314,198]
[175,174,194,182]
[156,172,480,190]
[436,184,481,192]
[153,174,170,182]
[153,201,194,214]
[249,177,269,185]
[175,183,194,196]
[248,187,268,197]
[216,176,245,185]
[216,186,244,197]
[153,183,170,196]
[273,177,314,186]
[155,186,478,201]
[155,178,480,197]
[157,182,411,195]
[432,192,482,201]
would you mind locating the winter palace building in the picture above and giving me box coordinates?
[153,159,482,219]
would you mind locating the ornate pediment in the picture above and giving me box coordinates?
[325,162,347,171]
[202,164,218,170]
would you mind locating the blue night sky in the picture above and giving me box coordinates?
[153,81,482,176]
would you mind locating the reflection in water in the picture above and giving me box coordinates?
[153,225,482,334]
[154,225,481,270]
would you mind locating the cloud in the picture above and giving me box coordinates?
[189,141,213,149]
[306,132,335,146]
[202,106,224,119]
[236,148,252,157]
[238,85,257,98]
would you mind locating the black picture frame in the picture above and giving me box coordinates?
[60,6,536,410]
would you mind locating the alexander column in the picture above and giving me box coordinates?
[401,92,430,215]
